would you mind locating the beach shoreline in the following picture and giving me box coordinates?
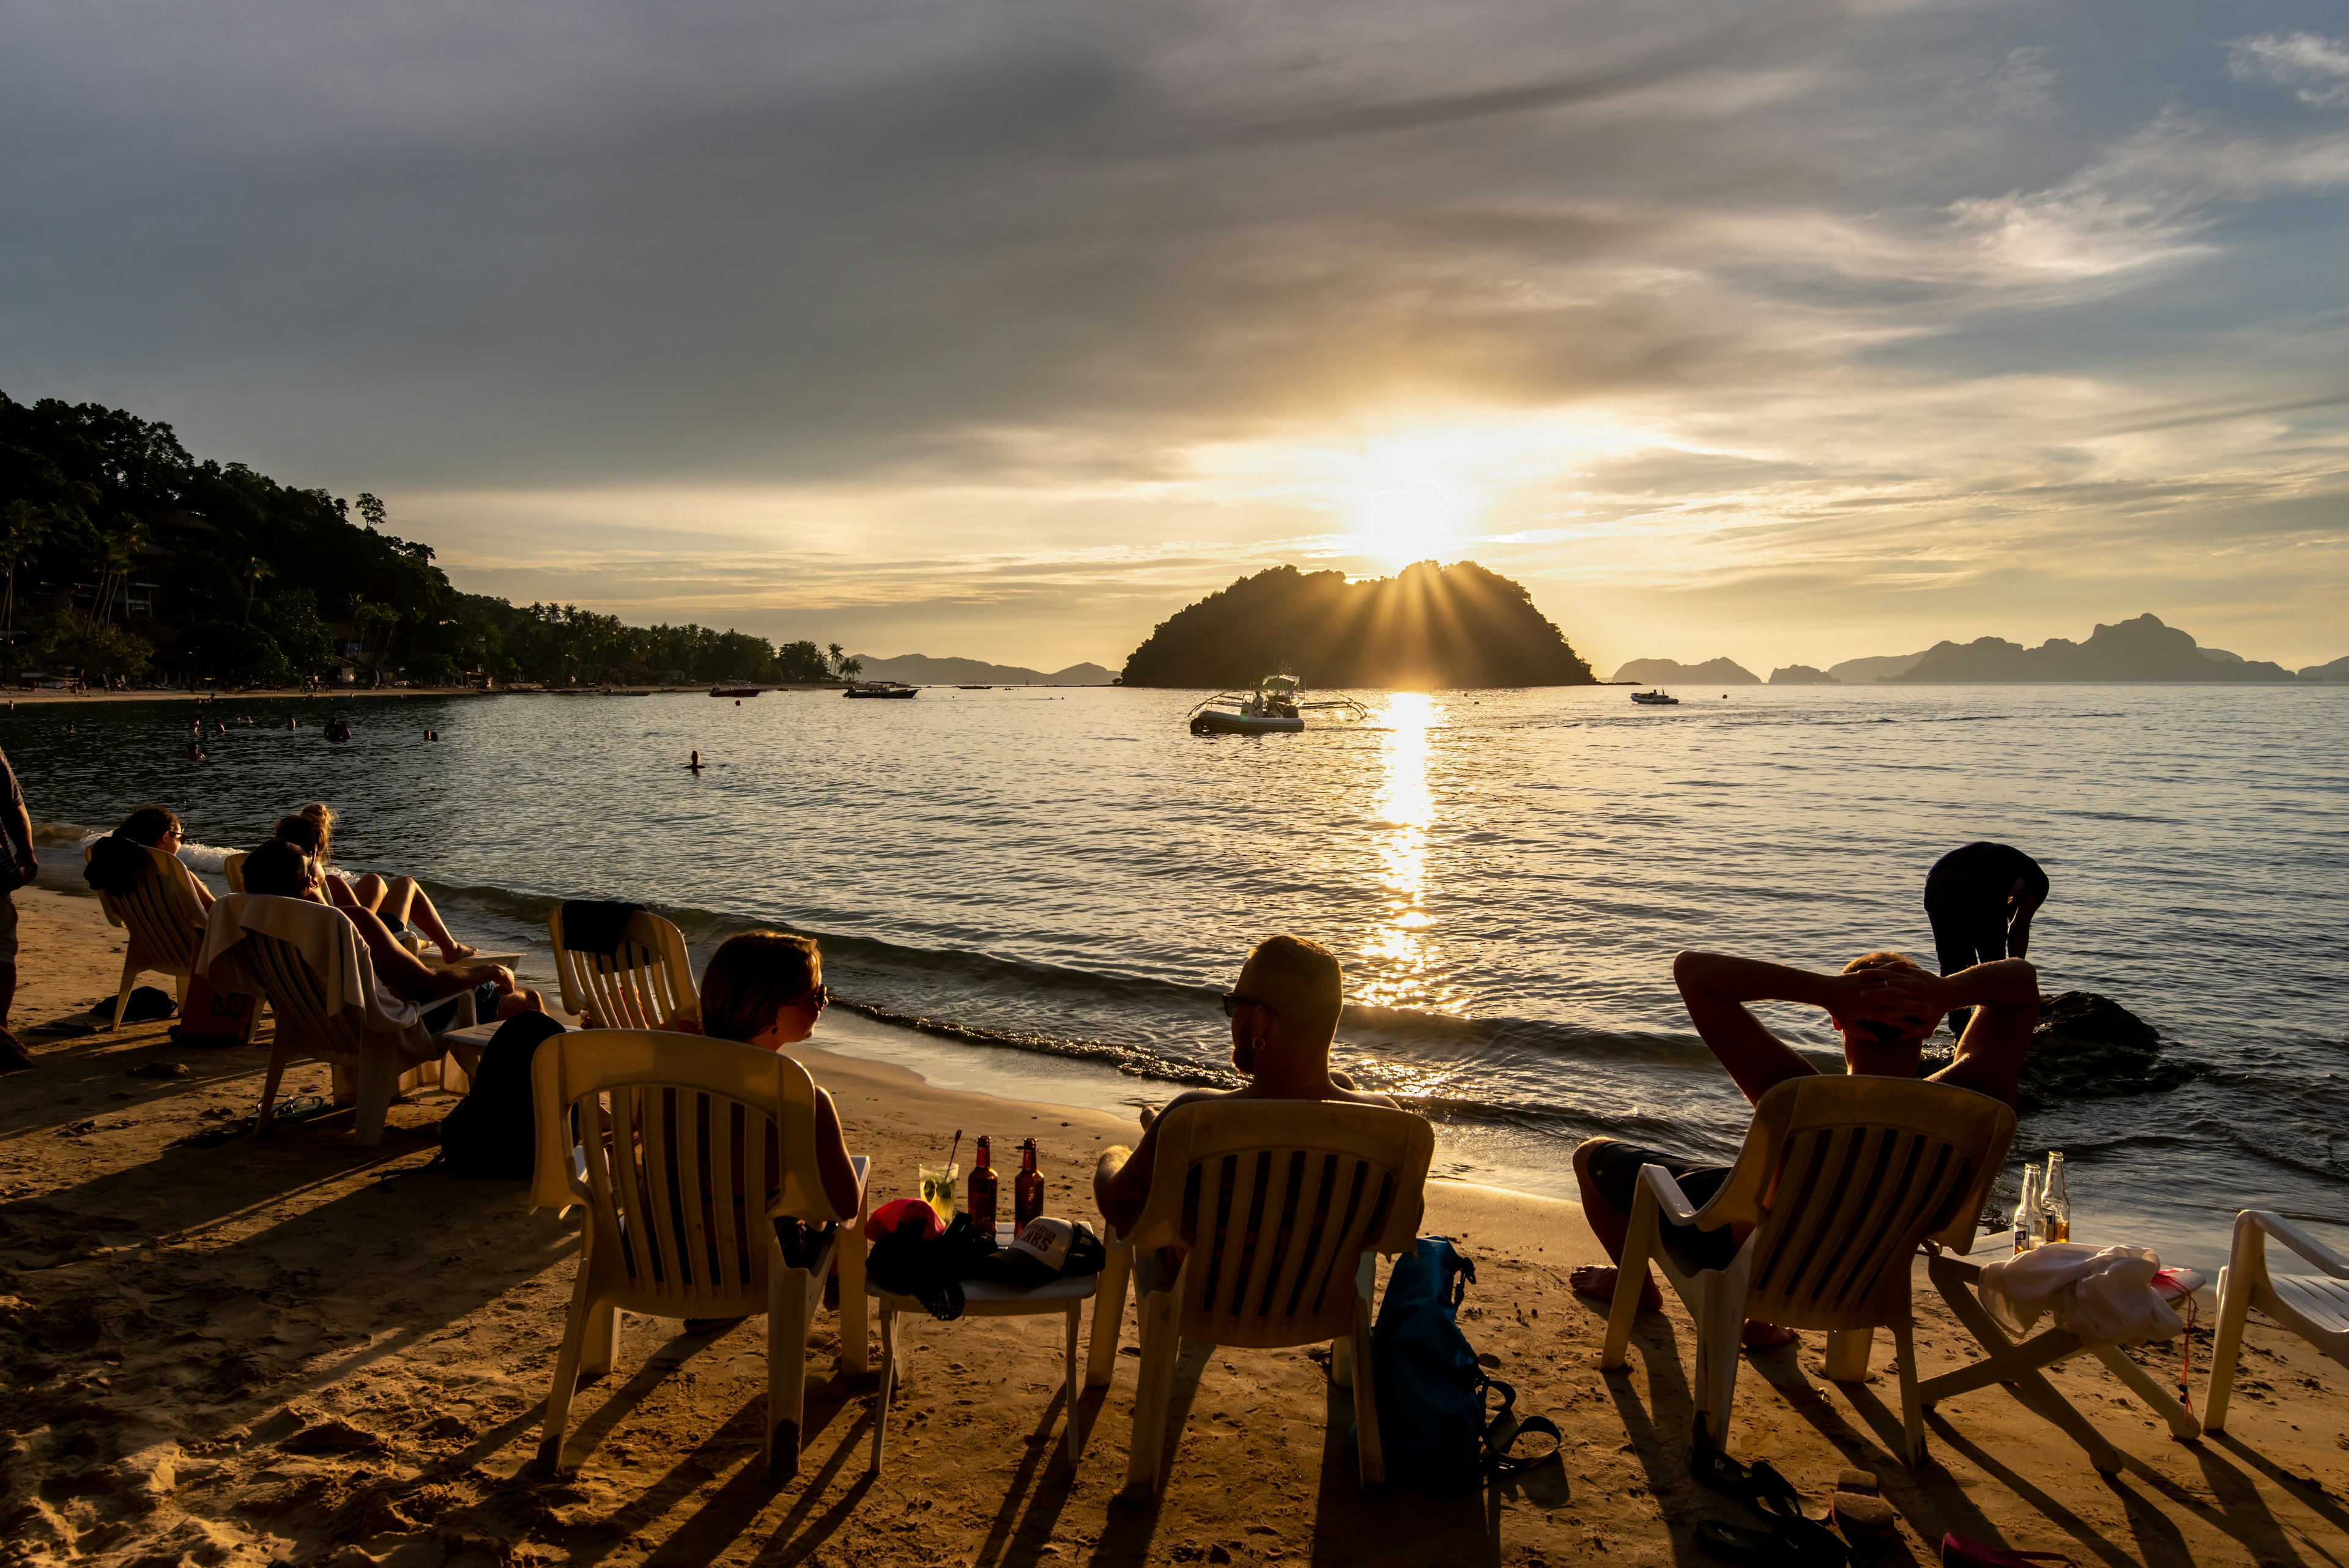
[5,886,2346,1567]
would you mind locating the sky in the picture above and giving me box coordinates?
[5,0,2348,676]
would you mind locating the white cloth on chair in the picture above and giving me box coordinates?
[1978,1243,2183,1345]
[198,894,424,1033]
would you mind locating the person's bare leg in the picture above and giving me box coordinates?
[0,957,29,1072]
[346,872,388,913]
[396,879,477,962]
[1568,1141,1663,1310]
[493,987,547,1019]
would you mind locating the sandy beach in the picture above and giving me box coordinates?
[5,882,2346,1568]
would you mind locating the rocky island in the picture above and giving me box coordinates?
[1885,612,2300,683]
[1119,560,1595,688]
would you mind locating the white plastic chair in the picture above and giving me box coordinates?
[91,843,208,1028]
[2205,1209,2349,1435]
[549,905,700,1030]
[1601,1076,2016,1463]
[529,1028,869,1478]
[1098,1099,1434,1496]
[200,896,470,1145]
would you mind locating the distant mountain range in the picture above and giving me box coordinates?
[1611,656,1759,685]
[1619,614,2348,686]
[852,653,1116,685]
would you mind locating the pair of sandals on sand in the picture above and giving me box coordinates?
[1693,1450,2076,1566]
[1691,1448,1893,1566]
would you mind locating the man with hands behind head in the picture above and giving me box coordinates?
[1095,934,1397,1237]
[1570,947,2038,1346]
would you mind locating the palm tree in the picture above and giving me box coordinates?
[840,657,864,680]
[826,641,847,678]
[1,501,50,648]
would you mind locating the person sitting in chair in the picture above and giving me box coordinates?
[238,839,546,1028]
[1570,948,2038,1345]
[271,803,483,963]
[1095,934,1398,1237]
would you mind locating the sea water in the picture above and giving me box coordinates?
[14,683,2345,1267]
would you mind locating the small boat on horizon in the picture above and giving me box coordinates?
[1631,689,1679,705]
[711,685,764,697]
[845,680,919,699]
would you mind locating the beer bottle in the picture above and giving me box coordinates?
[1014,1138,1045,1227]
[2042,1151,2071,1244]
[968,1136,1000,1233]
[2014,1163,2041,1254]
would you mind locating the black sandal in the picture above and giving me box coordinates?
[1691,1447,1820,1521]
[1695,1516,1852,1567]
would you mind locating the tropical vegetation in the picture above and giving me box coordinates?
[1,390,841,688]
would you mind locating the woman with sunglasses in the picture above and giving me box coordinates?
[699,931,863,1223]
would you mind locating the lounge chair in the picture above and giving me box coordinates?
[528,1028,870,1478]
[548,905,700,1030]
[90,843,212,1028]
[1600,1076,2015,1463]
[223,851,248,894]
[1095,1099,1434,1496]
[196,894,473,1146]
[2204,1209,2349,1435]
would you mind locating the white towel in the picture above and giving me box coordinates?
[1978,1242,2184,1345]
[197,894,425,1035]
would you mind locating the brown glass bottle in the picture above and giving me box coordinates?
[967,1136,1000,1232]
[1014,1138,1044,1227]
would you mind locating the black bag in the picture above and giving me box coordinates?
[868,1211,997,1321]
[436,1011,566,1178]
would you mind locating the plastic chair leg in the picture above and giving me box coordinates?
[868,1301,899,1475]
[1694,1275,1743,1452]
[837,1206,869,1377]
[1825,1327,1874,1381]
[1600,1194,1661,1372]
[111,955,138,1031]
[1060,1299,1083,1468]
[1124,1290,1180,1495]
[541,1283,600,1468]
[256,1049,292,1137]
[768,1264,809,1480]
[352,1053,396,1148]
[1086,1236,1133,1390]
[2205,1261,2248,1434]
[579,1298,618,1380]
[1891,1319,1924,1465]
[1350,1279,1384,1492]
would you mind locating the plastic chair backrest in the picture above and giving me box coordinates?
[1700,1077,2016,1331]
[529,1029,847,1319]
[1126,1099,1435,1350]
[204,916,386,1066]
[95,844,207,969]
[547,907,700,1029]
[223,852,248,894]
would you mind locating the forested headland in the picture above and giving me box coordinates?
[0,391,837,688]
[1119,561,1595,688]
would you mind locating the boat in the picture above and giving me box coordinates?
[1187,674,1367,735]
[1630,689,1679,705]
[957,684,991,690]
[844,680,919,699]
[711,686,763,697]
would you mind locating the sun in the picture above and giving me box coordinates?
[1359,474,1457,562]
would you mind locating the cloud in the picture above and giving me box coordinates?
[2230,32,2349,106]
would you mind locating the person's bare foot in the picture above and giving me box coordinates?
[1742,1319,1798,1348]
[439,942,481,962]
[0,1027,32,1073]
[1570,1264,1662,1312]
[1137,1106,1157,1133]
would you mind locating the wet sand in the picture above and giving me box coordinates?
[4,884,2345,1567]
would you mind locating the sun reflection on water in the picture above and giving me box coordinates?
[1353,691,1467,1017]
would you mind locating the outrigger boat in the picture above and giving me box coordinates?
[1630,688,1679,705]
[844,680,919,699]
[1187,674,1367,735]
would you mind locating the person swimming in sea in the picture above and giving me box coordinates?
[688,750,704,772]
[1924,842,2047,1035]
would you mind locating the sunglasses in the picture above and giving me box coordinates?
[1220,992,1280,1019]
[794,983,829,1010]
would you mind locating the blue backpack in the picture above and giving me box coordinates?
[1371,1237,1560,1492]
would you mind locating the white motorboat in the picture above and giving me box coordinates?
[1630,689,1679,705]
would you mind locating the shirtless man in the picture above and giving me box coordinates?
[1570,948,2038,1345]
[1096,934,1397,1235]
[1925,842,2048,1036]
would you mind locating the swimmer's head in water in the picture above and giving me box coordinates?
[1839,950,1942,1046]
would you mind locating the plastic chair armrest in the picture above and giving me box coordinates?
[847,1154,871,1227]
[2246,1209,2349,1279]
[1635,1162,1709,1227]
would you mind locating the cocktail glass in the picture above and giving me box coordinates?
[919,1163,959,1225]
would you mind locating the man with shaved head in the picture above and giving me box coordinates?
[1094,934,1400,1234]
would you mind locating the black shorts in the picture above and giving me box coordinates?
[1582,1138,1740,1274]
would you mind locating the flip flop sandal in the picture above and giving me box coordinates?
[1691,1447,1823,1522]
[1696,1518,1852,1567]
[1830,1469,1899,1539]
[259,1094,331,1131]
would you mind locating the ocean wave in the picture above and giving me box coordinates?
[48,821,238,874]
